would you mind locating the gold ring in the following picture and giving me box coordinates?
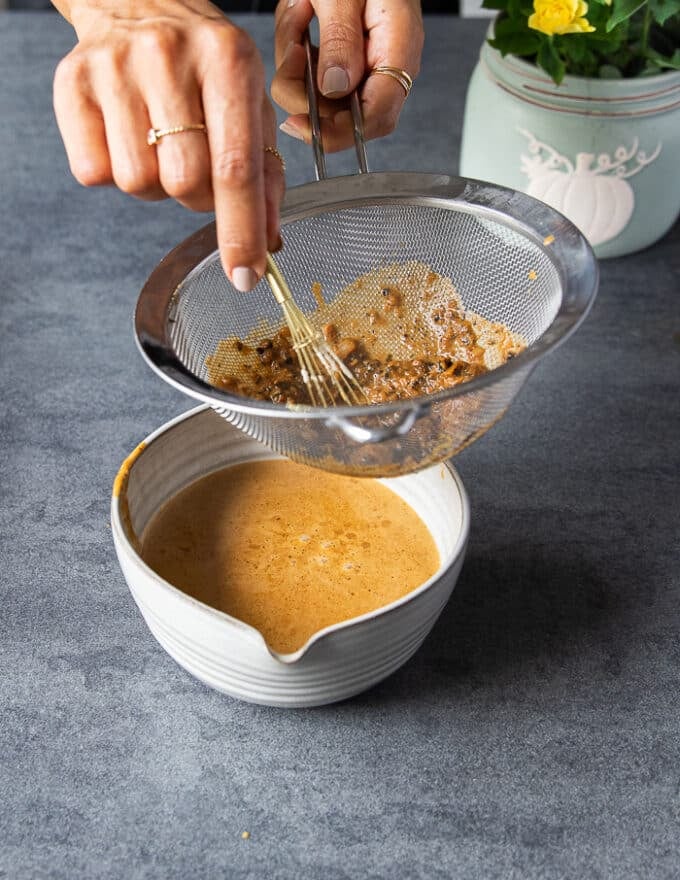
[371,66,414,98]
[147,124,207,146]
[263,145,286,172]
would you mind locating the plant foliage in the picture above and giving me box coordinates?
[484,0,680,82]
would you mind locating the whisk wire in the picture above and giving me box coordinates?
[265,253,367,407]
[256,34,371,408]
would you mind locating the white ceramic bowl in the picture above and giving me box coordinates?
[111,406,470,707]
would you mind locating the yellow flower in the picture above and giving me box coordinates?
[528,0,596,35]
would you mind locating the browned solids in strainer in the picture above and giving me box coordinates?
[206,261,526,407]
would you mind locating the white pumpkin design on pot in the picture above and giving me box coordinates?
[518,129,662,247]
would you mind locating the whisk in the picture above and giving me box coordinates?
[261,30,368,408]
[264,252,367,407]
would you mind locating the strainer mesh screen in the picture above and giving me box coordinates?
[164,202,562,476]
[169,204,561,383]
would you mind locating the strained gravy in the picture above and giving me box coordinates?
[140,459,440,653]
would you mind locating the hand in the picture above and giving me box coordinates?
[271,0,424,152]
[52,0,285,290]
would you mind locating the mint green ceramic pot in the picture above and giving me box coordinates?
[461,34,680,258]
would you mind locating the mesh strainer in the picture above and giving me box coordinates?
[135,169,598,477]
[136,31,596,477]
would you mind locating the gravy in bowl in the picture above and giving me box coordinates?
[140,459,440,653]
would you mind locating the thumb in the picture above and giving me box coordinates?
[314,0,366,97]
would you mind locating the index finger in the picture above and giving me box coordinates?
[201,27,268,291]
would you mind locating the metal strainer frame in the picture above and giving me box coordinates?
[135,171,598,477]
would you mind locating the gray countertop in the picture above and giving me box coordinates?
[2,12,679,880]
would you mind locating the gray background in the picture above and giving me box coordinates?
[1,12,679,880]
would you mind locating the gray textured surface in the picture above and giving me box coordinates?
[2,12,680,880]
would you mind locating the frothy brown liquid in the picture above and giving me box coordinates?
[140,460,440,653]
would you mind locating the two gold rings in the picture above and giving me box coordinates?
[371,66,414,98]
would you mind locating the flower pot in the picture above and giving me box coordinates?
[460,35,680,258]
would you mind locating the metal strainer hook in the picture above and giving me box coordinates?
[303,30,368,180]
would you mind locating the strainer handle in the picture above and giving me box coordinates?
[304,30,369,181]
[326,405,423,444]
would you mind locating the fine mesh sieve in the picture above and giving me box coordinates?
[135,171,598,477]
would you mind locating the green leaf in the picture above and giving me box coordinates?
[490,14,544,55]
[494,15,526,34]
[537,37,566,83]
[482,0,508,10]
[583,4,613,27]
[489,32,542,55]
[649,0,680,25]
[646,46,680,67]
[599,62,625,75]
[563,37,590,61]
[488,36,509,56]
[507,0,525,19]
[606,0,647,31]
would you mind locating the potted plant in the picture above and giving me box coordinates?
[460,0,680,257]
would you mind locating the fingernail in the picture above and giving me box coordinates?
[287,0,296,7]
[273,234,284,253]
[232,267,259,292]
[279,121,305,142]
[321,66,349,98]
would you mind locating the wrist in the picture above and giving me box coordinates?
[59,0,224,38]
[53,0,135,35]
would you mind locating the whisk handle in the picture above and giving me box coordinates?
[264,253,292,306]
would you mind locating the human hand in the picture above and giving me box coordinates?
[271,0,424,152]
[52,0,284,291]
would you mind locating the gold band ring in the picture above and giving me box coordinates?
[147,124,207,146]
[371,66,414,98]
[263,145,286,172]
